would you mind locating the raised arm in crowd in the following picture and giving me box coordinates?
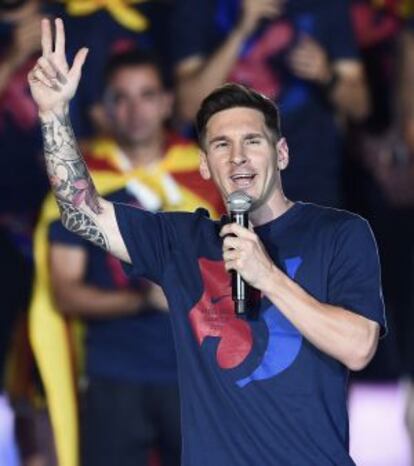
[28,18,129,262]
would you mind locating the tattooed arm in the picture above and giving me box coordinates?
[28,18,131,262]
[40,109,128,257]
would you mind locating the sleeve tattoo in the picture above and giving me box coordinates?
[41,111,109,249]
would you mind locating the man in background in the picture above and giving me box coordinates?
[0,2,55,464]
[0,0,50,217]
[32,49,223,466]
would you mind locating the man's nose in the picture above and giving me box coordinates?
[130,98,142,114]
[229,145,247,165]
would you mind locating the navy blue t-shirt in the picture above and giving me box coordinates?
[172,0,359,207]
[49,188,177,383]
[114,201,385,465]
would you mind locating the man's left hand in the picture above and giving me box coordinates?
[220,222,275,290]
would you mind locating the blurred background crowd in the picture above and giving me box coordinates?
[1,0,414,465]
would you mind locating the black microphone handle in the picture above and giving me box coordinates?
[230,211,249,316]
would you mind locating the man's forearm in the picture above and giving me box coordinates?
[0,55,21,96]
[53,282,144,318]
[40,109,108,249]
[176,0,284,122]
[262,266,379,370]
[330,67,370,120]
[176,28,248,122]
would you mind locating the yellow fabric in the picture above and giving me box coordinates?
[29,174,133,466]
[159,144,201,172]
[61,0,149,31]
[372,0,414,16]
[401,0,414,17]
[88,137,202,173]
[29,139,219,466]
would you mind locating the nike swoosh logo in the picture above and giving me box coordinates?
[211,294,230,304]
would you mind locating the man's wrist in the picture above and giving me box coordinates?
[232,22,251,44]
[38,105,69,121]
[261,263,285,297]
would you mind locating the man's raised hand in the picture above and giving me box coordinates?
[238,0,285,37]
[28,18,88,114]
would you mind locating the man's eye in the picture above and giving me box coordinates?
[113,95,126,105]
[215,142,228,149]
[142,90,158,100]
[247,139,260,145]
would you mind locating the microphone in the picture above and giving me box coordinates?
[227,191,252,316]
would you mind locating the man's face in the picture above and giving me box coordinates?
[199,107,288,208]
[105,65,172,147]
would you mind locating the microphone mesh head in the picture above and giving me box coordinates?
[227,191,252,212]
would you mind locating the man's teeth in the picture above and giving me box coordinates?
[231,174,255,186]
[231,174,254,180]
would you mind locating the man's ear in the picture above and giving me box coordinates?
[199,150,211,180]
[276,137,289,171]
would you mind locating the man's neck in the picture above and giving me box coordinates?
[249,191,293,227]
[119,135,166,169]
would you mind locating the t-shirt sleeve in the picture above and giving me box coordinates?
[49,218,86,248]
[327,216,386,335]
[114,202,176,284]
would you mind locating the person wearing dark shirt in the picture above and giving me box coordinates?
[62,0,173,138]
[49,189,179,466]
[172,0,370,207]
[0,0,49,216]
[34,49,222,466]
[345,1,414,381]
[28,19,385,465]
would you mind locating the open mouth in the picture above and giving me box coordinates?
[230,173,257,188]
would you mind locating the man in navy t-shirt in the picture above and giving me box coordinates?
[29,19,385,465]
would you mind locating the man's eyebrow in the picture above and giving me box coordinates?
[244,132,264,139]
[207,135,230,146]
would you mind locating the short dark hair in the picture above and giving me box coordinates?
[196,83,281,150]
[103,48,169,90]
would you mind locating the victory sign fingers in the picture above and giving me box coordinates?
[28,18,88,113]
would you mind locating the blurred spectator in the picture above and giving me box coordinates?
[0,3,174,464]
[345,0,414,380]
[172,0,369,207]
[0,0,49,219]
[0,2,57,464]
[61,0,174,137]
[29,49,224,466]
